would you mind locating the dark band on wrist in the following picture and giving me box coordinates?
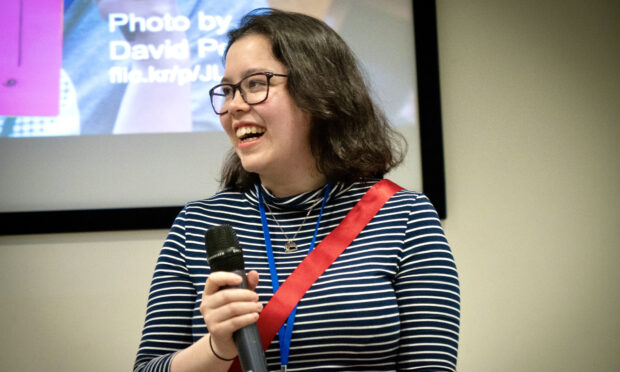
[209,335,236,361]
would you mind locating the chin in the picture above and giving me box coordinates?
[238,156,266,175]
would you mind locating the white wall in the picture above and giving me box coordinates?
[1,1,618,371]
[436,0,619,371]
[0,230,163,372]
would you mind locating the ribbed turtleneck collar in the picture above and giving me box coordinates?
[244,182,342,211]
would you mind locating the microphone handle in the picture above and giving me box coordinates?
[224,269,269,372]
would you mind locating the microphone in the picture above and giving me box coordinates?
[205,225,268,372]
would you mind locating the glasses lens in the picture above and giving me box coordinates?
[210,85,231,114]
[210,73,273,115]
[240,73,269,104]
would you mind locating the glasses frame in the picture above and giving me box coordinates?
[209,72,288,115]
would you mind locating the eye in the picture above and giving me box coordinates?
[220,85,234,97]
[244,76,268,92]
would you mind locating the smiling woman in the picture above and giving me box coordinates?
[218,34,320,197]
[215,13,408,196]
[133,7,459,372]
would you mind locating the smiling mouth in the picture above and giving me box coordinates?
[236,126,266,143]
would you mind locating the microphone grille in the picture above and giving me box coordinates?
[205,225,245,272]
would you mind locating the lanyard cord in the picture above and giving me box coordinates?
[258,183,332,368]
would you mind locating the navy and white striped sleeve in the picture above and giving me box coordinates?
[395,193,460,371]
[134,207,197,372]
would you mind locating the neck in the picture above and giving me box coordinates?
[260,168,327,198]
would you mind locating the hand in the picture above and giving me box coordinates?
[200,271,262,360]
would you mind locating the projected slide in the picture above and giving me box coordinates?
[0,0,420,215]
[0,0,416,138]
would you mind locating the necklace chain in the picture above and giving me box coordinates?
[263,194,324,252]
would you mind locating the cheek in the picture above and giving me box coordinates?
[288,109,313,145]
[219,115,234,136]
[265,94,311,135]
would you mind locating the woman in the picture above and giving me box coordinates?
[134,8,460,372]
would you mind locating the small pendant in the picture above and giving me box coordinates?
[284,240,298,252]
[281,365,287,372]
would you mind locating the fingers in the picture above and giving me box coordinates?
[200,271,263,340]
[204,270,260,295]
[206,303,261,336]
[205,287,261,312]
[203,271,245,295]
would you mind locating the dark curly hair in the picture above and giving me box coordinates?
[220,8,406,191]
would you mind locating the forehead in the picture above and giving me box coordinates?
[223,34,285,81]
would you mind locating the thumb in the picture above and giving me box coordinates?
[246,270,260,292]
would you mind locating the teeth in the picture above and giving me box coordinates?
[236,126,265,139]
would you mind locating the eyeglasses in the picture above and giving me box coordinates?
[209,72,288,115]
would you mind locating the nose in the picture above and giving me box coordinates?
[227,88,250,114]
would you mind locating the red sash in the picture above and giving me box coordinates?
[230,179,402,371]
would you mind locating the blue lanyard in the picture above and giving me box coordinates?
[258,183,331,369]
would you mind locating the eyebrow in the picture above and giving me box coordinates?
[221,68,272,83]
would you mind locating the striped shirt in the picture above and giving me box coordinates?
[134,180,460,371]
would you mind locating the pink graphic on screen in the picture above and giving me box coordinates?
[0,0,63,116]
